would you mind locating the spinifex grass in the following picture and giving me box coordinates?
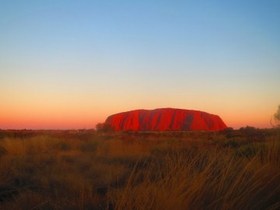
[0,129,279,210]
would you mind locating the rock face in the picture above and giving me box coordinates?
[105,108,227,131]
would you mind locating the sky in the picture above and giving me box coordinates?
[0,0,279,129]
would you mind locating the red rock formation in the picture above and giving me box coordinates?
[105,108,227,131]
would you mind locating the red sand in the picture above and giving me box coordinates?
[105,108,227,131]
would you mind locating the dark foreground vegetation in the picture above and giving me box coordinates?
[0,128,279,210]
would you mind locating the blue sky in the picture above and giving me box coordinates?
[0,0,279,129]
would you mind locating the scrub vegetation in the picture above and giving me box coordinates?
[0,128,279,210]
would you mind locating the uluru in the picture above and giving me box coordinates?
[104,108,227,131]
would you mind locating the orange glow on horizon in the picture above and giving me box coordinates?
[0,90,275,130]
[0,107,273,130]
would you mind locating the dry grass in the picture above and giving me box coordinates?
[0,129,279,210]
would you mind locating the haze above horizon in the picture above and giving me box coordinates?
[1,0,279,129]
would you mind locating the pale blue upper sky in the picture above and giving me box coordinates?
[0,0,280,128]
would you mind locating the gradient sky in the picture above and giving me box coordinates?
[0,0,279,129]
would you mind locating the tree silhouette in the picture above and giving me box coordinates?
[274,105,280,127]
[96,123,114,132]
